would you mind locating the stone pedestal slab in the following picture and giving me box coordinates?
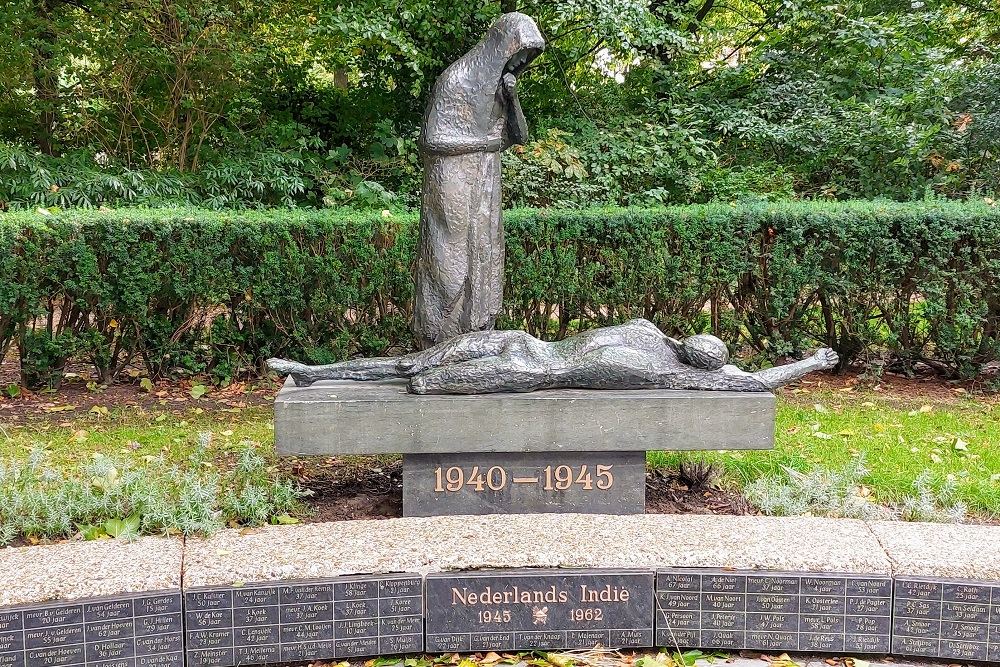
[273,378,775,456]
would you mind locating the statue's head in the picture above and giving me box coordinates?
[421,12,545,151]
[679,334,729,370]
[487,12,546,78]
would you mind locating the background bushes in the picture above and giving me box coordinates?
[1,201,997,388]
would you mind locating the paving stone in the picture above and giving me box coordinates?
[0,536,183,607]
[867,520,1000,579]
[182,514,890,589]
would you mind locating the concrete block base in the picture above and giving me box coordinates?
[273,378,775,456]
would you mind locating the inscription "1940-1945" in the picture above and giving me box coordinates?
[433,464,615,493]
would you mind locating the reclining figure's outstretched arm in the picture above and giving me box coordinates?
[730,348,839,390]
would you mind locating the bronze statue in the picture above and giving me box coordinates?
[412,12,545,349]
[268,319,838,395]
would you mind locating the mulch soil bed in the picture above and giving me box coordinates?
[283,457,755,523]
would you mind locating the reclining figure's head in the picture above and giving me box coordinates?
[679,334,729,370]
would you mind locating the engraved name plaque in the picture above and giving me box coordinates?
[425,569,654,652]
[183,575,423,667]
[891,576,999,662]
[0,592,183,667]
[655,569,892,654]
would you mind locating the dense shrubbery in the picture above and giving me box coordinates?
[1,201,997,389]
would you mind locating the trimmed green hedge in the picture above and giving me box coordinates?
[1,201,998,388]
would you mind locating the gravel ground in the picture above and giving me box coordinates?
[0,536,182,607]
[183,514,891,588]
[869,520,1000,579]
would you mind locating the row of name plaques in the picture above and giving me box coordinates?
[0,592,183,667]
[3,570,1000,667]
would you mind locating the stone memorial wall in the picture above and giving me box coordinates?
[183,575,423,667]
[655,569,892,654]
[891,576,1000,663]
[0,592,184,667]
[5,568,1000,666]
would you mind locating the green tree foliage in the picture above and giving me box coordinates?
[0,0,995,207]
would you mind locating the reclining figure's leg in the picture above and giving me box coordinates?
[409,353,550,394]
[409,331,551,394]
[267,330,534,387]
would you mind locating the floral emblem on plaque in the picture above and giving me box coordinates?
[532,605,549,625]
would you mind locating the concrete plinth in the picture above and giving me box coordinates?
[273,378,775,456]
[402,451,646,516]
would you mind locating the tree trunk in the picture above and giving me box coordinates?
[31,0,60,155]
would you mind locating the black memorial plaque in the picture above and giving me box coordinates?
[403,452,645,516]
[655,569,892,654]
[184,574,423,667]
[0,591,183,667]
[425,569,654,652]
[891,576,999,662]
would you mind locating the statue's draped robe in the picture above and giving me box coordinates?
[413,13,544,349]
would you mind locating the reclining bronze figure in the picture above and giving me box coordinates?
[269,319,838,395]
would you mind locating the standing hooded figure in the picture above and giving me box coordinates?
[412,12,545,349]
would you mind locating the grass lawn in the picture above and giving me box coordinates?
[650,391,1000,516]
[2,386,998,518]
